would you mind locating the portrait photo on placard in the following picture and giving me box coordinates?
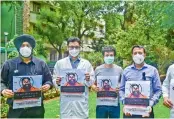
[125,81,150,99]
[13,75,42,109]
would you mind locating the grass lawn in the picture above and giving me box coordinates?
[44,92,170,118]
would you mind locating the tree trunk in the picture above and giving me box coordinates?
[23,0,30,33]
[58,45,62,60]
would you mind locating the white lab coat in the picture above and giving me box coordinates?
[162,64,174,118]
[53,57,94,119]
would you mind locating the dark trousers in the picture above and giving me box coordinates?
[7,106,45,118]
[96,105,120,118]
[123,107,154,118]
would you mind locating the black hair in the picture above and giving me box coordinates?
[131,84,139,88]
[102,46,116,56]
[101,79,112,86]
[102,79,110,83]
[131,45,146,54]
[21,77,31,82]
[67,73,76,77]
[66,72,78,82]
[67,37,81,45]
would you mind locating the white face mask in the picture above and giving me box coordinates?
[133,54,145,65]
[19,46,32,58]
[69,49,80,57]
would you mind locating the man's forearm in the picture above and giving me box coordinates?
[151,90,162,106]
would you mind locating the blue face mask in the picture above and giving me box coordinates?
[104,56,114,64]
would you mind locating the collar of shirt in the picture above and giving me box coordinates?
[17,56,36,65]
[130,62,148,70]
[69,56,81,69]
[69,56,81,62]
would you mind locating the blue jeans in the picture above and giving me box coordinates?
[96,104,120,118]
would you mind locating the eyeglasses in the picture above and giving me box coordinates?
[68,46,80,50]
[104,54,114,57]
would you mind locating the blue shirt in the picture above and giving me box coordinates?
[119,63,162,106]
[69,56,80,69]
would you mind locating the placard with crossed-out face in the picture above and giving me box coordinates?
[96,76,119,106]
[60,69,86,102]
[124,81,150,116]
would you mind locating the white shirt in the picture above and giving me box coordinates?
[162,64,174,118]
[53,57,94,119]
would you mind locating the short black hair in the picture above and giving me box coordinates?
[102,79,110,83]
[21,77,31,83]
[67,73,76,77]
[131,45,146,54]
[102,46,116,56]
[67,37,81,45]
[131,84,139,88]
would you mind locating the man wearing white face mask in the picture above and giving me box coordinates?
[120,45,162,118]
[1,34,53,118]
[53,37,94,119]
[91,46,123,118]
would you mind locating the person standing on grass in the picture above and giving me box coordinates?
[53,37,94,119]
[120,45,162,118]
[92,46,123,118]
[1,34,53,118]
[162,64,174,118]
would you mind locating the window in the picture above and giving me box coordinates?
[99,25,104,31]
[84,39,89,44]
[33,24,38,32]
[50,50,57,61]
[33,2,40,13]
[100,29,104,34]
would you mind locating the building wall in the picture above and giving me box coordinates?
[1,2,24,44]
[81,19,105,52]
[1,3,15,44]
[1,2,23,65]
[29,1,60,61]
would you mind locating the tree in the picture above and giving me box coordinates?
[35,1,121,57]
[106,1,174,73]
[36,3,73,59]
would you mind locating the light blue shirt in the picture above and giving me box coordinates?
[69,56,80,69]
[120,63,162,106]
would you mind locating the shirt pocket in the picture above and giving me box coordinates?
[35,66,43,75]
[145,76,153,81]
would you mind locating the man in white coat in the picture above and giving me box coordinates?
[53,37,94,119]
[162,64,174,118]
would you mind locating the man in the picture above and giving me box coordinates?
[128,84,147,98]
[64,73,83,86]
[92,46,123,118]
[1,34,53,118]
[17,77,39,92]
[120,45,162,118]
[162,64,174,118]
[53,37,94,119]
